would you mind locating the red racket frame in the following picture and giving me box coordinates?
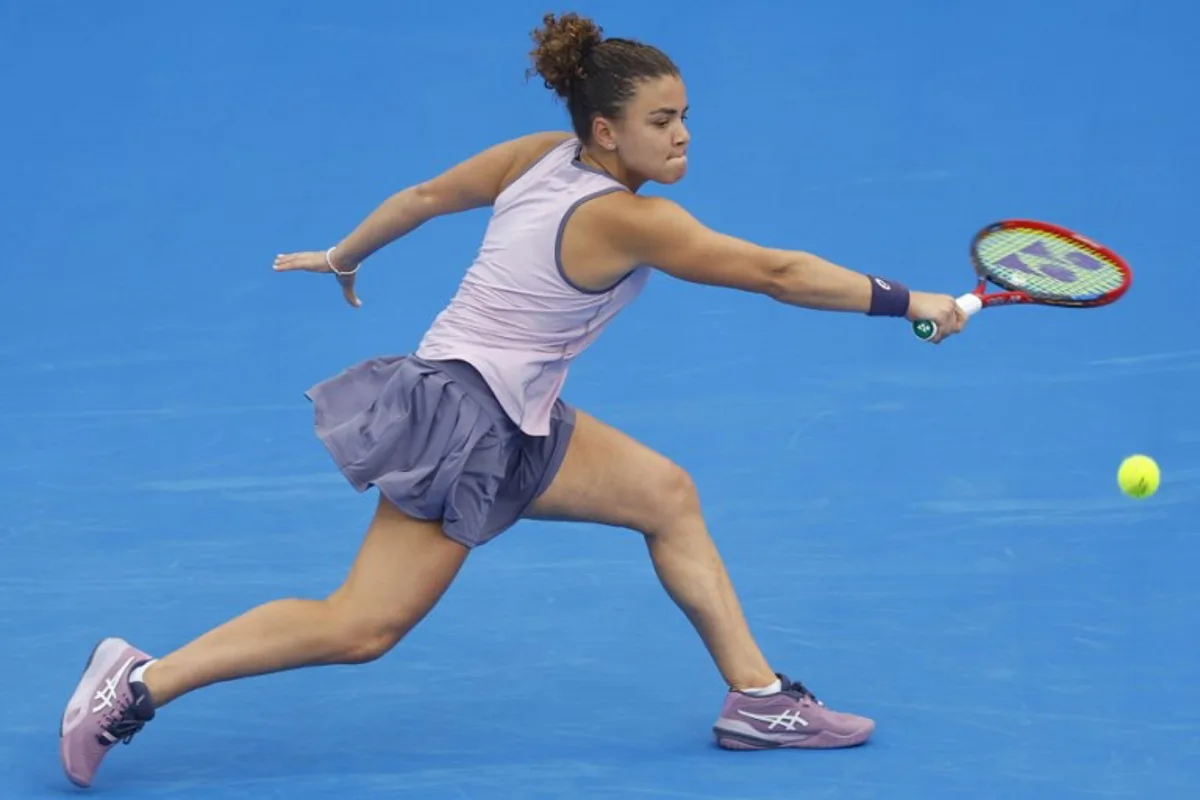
[965,218,1133,309]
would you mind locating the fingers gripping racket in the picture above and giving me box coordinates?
[912,219,1133,341]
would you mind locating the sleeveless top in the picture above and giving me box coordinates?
[416,136,652,436]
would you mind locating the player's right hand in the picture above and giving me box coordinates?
[906,291,967,343]
[274,250,362,309]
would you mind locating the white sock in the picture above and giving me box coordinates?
[741,677,782,696]
[129,659,157,684]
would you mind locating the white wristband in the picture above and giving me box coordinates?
[325,246,359,277]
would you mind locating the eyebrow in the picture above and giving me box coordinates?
[649,105,689,115]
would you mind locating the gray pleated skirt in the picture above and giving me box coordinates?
[304,354,576,548]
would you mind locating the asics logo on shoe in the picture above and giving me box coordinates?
[91,657,136,714]
[736,709,810,731]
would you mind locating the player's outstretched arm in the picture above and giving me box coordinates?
[273,131,573,308]
[608,195,883,311]
[327,131,573,269]
[603,195,967,339]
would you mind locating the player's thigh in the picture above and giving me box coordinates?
[328,494,468,637]
[526,408,700,533]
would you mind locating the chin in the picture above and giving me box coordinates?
[656,158,688,184]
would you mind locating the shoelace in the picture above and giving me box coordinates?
[106,714,148,745]
[781,677,825,707]
[98,694,150,746]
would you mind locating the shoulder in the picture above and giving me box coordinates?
[580,192,694,247]
[577,192,784,294]
[415,131,575,215]
[509,129,576,152]
[496,131,576,191]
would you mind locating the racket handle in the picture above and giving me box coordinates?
[912,293,982,341]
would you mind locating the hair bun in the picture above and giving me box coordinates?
[528,12,604,98]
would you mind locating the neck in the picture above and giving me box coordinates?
[578,144,646,192]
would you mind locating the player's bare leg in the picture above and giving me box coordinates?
[527,409,875,749]
[60,495,468,786]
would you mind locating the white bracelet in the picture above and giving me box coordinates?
[325,246,360,277]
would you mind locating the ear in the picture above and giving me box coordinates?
[590,115,619,151]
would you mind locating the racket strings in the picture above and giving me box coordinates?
[977,228,1126,301]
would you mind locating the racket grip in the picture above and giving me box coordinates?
[911,293,982,341]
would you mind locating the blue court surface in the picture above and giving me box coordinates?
[4,1,1199,797]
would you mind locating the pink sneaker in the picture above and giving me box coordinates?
[59,637,156,788]
[713,673,874,750]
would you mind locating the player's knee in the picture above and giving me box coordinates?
[326,603,413,664]
[646,461,702,534]
[337,621,407,664]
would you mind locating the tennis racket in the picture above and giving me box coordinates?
[912,219,1133,342]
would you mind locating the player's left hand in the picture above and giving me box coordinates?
[273,250,362,308]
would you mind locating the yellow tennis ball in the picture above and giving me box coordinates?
[1117,454,1160,498]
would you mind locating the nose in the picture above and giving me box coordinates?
[675,121,690,148]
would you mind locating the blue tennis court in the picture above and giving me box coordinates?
[3,1,1198,797]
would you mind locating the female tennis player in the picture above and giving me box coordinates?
[59,11,967,788]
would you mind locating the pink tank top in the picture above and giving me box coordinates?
[416,137,652,436]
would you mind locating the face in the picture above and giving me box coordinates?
[593,74,690,185]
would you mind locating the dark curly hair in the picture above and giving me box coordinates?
[527,12,680,143]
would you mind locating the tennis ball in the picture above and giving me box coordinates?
[1117,454,1160,499]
